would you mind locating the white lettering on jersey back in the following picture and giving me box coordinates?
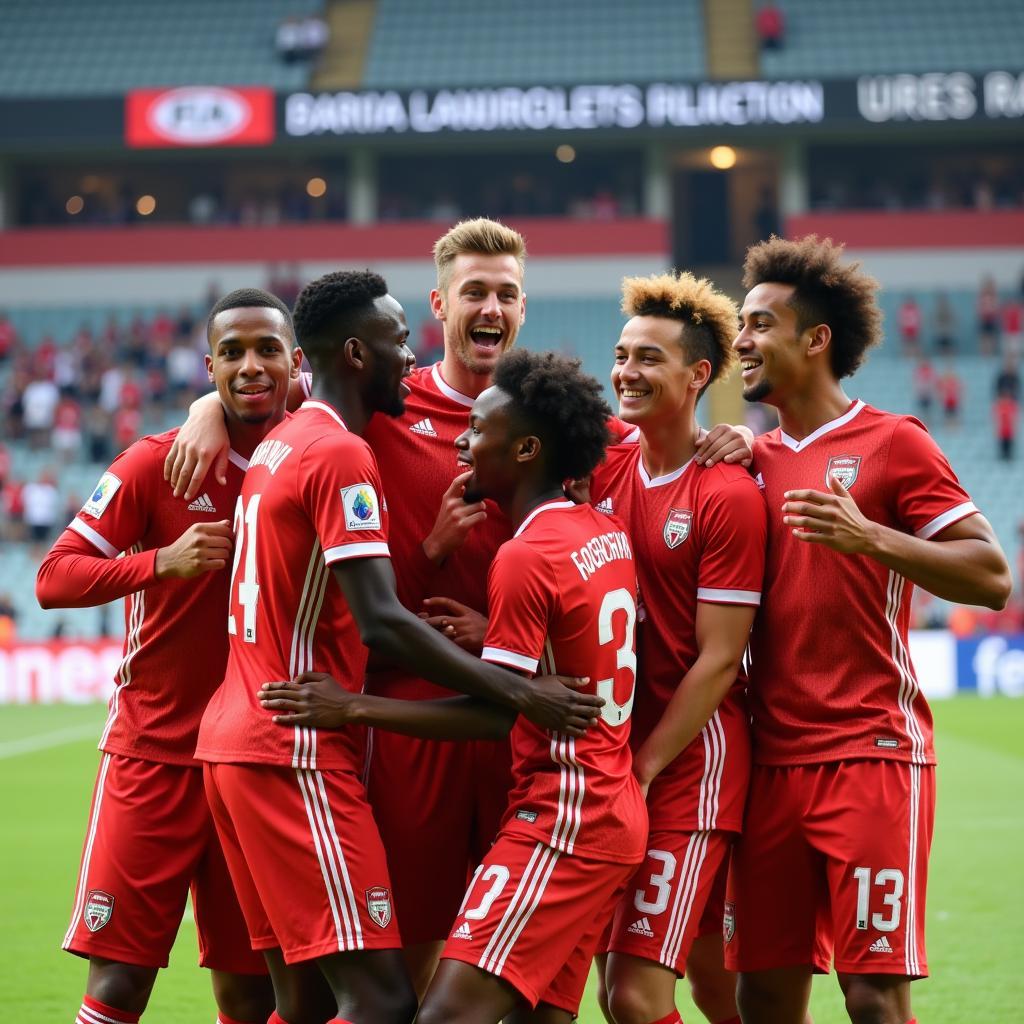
[249,439,294,475]
[570,530,633,581]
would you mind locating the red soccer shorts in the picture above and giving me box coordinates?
[725,760,934,978]
[605,829,733,975]
[441,833,637,1014]
[64,753,265,973]
[204,761,401,964]
[365,730,512,944]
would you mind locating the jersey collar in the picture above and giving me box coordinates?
[779,399,865,452]
[227,449,249,471]
[300,400,348,431]
[431,364,475,408]
[638,452,695,489]
[514,499,575,538]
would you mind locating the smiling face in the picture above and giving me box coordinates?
[431,253,525,376]
[454,385,523,504]
[361,294,415,418]
[207,306,300,425]
[611,315,709,425]
[733,281,807,406]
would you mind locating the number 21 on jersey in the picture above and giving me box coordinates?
[228,494,261,643]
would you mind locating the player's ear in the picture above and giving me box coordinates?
[205,353,215,384]
[689,358,712,393]
[290,345,304,379]
[515,434,541,464]
[805,322,831,360]
[344,336,365,370]
[430,288,446,321]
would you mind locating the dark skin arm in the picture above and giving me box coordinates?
[332,556,602,733]
[260,673,517,740]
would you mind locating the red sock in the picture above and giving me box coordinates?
[217,1015,261,1024]
[906,1020,918,1024]
[648,1014,682,1024]
[325,1020,354,1024]
[77,995,141,1024]
[267,1014,291,1024]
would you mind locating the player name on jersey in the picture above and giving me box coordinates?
[569,529,633,581]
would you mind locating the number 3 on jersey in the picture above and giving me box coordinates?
[228,494,261,643]
[597,587,637,726]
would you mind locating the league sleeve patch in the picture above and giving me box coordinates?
[340,483,382,531]
[82,473,122,518]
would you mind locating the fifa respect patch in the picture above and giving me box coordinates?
[340,483,381,531]
[82,473,122,518]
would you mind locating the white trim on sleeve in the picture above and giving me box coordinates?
[916,501,978,539]
[481,646,539,673]
[322,542,390,564]
[696,587,762,606]
[227,449,249,471]
[68,518,119,558]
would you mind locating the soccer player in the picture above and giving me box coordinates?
[193,273,604,1024]
[726,236,1012,1024]
[588,273,766,1024]
[259,349,649,1024]
[36,289,304,1024]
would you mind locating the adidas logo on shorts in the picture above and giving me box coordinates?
[410,418,438,437]
[869,935,894,953]
[627,917,654,938]
[453,921,473,940]
[187,493,217,513]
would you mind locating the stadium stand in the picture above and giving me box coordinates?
[361,0,706,88]
[759,0,1024,77]
[0,0,322,97]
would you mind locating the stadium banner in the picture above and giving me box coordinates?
[0,633,1021,704]
[281,70,1024,137]
[125,86,275,148]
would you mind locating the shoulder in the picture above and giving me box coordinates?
[700,459,759,492]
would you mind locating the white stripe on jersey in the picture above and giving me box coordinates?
[100,545,144,750]
[905,763,922,976]
[697,710,726,831]
[63,753,112,951]
[290,541,330,770]
[295,768,364,950]
[886,571,928,764]
[659,830,710,968]
[479,841,560,976]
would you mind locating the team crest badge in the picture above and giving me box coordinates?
[365,887,393,928]
[826,455,861,490]
[663,508,693,549]
[723,900,736,943]
[83,890,114,932]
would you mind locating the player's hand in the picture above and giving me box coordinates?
[563,475,592,505]
[694,424,754,468]
[782,474,879,554]
[517,675,604,736]
[419,597,488,654]
[154,520,233,579]
[164,395,230,501]
[421,470,487,564]
[259,672,353,727]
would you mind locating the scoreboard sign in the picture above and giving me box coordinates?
[125,86,275,147]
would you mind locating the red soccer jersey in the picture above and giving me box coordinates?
[590,444,766,832]
[195,400,390,771]
[481,500,648,864]
[750,400,978,766]
[56,430,248,764]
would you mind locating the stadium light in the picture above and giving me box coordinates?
[65,195,84,215]
[136,195,156,216]
[709,145,737,170]
[306,176,327,197]
[555,144,576,163]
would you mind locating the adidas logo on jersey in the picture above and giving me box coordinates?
[869,935,894,953]
[187,493,217,513]
[410,418,438,437]
[627,917,655,938]
[452,921,473,940]
[594,497,614,515]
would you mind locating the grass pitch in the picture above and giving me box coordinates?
[3,697,1022,1023]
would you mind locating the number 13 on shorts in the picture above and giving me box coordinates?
[853,866,904,932]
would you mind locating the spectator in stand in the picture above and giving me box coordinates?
[168,335,204,404]
[913,353,936,425]
[938,360,962,428]
[755,1,785,49]
[897,293,922,355]
[175,305,196,341]
[994,354,1021,400]
[22,372,60,449]
[113,405,142,454]
[22,469,60,546]
[0,443,9,490]
[1,476,26,542]
[1002,293,1023,356]
[52,394,83,462]
[35,333,58,380]
[0,312,18,362]
[994,392,1018,460]
[0,592,16,645]
[977,279,999,355]
[84,405,112,464]
[934,291,957,354]
[151,308,175,347]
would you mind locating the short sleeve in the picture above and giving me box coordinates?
[696,473,766,606]
[299,436,390,564]
[886,418,978,539]
[481,541,556,674]
[69,440,155,558]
